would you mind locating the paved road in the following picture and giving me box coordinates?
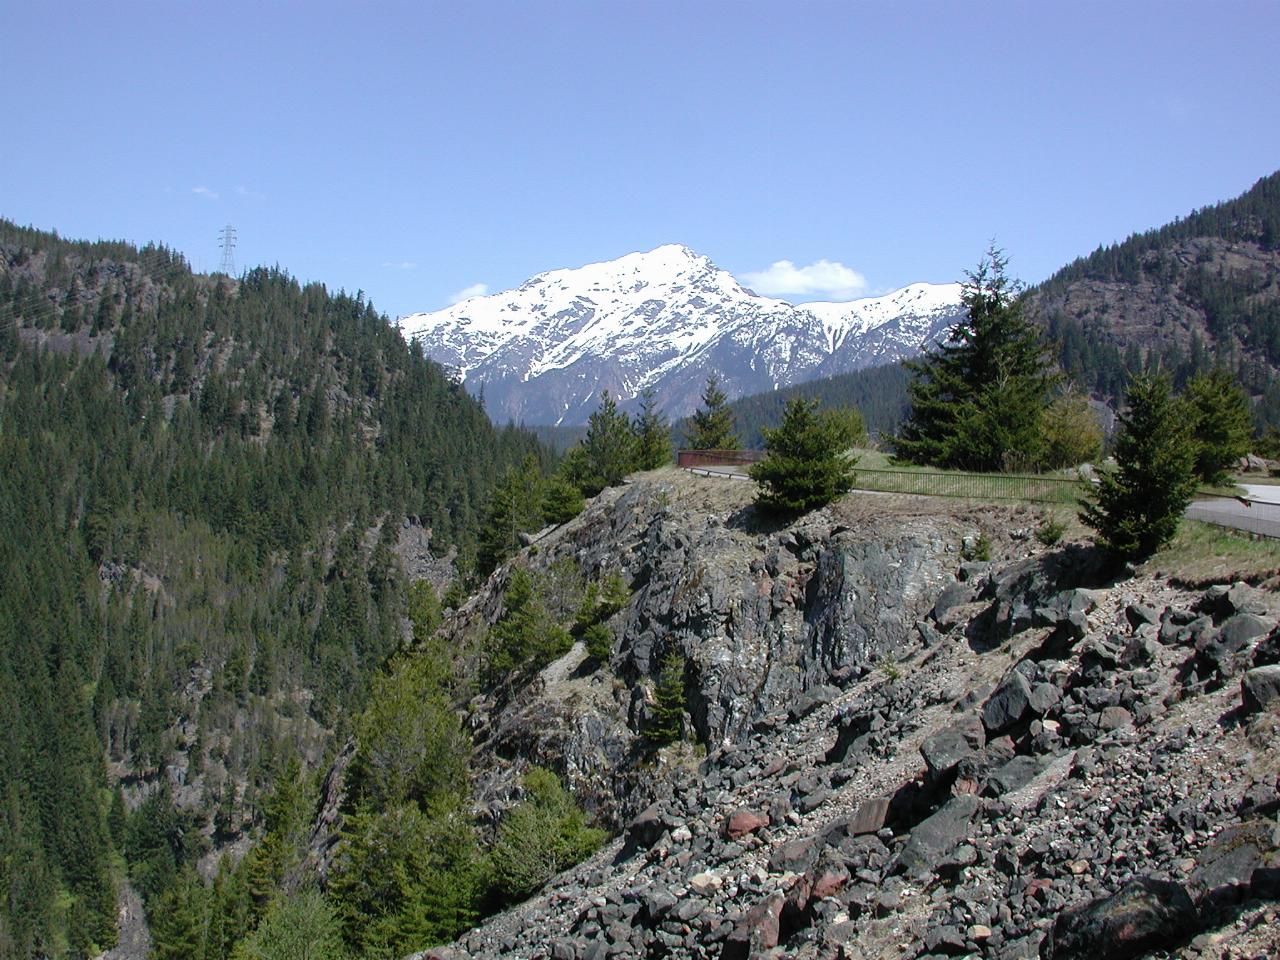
[1188,484,1280,539]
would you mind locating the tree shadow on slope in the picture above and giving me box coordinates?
[725,501,803,537]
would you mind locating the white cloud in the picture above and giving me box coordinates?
[448,282,488,305]
[192,185,219,200]
[381,260,418,270]
[738,258,869,300]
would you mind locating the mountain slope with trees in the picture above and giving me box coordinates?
[0,219,545,957]
[1028,169,1280,423]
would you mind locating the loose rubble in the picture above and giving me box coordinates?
[408,472,1280,960]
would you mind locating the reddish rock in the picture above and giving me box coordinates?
[721,892,784,960]
[810,862,851,900]
[760,756,787,778]
[722,808,771,840]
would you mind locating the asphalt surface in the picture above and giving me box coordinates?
[1187,483,1280,539]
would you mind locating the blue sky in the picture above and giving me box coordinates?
[3,1,1278,320]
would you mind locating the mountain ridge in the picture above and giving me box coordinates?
[401,244,963,425]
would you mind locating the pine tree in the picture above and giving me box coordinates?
[749,398,857,513]
[476,455,545,575]
[1184,368,1252,484]
[234,888,347,960]
[578,391,636,495]
[648,650,687,745]
[1080,373,1198,560]
[895,247,1056,471]
[631,387,672,469]
[684,375,739,450]
[486,568,572,682]
[490,768,604,903]
[149,868,208,960]
[541,477,585,525]
[1041,389,1104,469]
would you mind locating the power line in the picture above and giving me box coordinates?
[218,224,237,276]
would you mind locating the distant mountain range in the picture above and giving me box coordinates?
[401,244,963,425]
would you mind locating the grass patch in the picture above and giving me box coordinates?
[847,449,1088,505]
[1145,519,1280,588]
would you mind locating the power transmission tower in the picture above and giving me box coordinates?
[218,224,237,276]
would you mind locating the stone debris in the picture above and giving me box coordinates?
[404,475,1280,960]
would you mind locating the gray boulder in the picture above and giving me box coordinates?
[983,671,1034,734]
[1241,664,1280,714]
[893,795,981,881]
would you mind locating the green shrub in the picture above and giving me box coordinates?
[1035,518,1066,546]
[581,623,613,664]
[962,533,991,562]
[490,768,604,904]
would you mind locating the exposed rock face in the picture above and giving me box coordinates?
[453,472,970,826]
[403,471,1280,960]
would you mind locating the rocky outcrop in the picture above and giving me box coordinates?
[408,471,1280,960]
[452,472,976,826]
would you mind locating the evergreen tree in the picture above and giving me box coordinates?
[749,398,857,513]
[232,888,347,960]
[149,868,208,960]
[1080,373,1198,560]
[329,799,487,958]
[485,568,572,682]
[631,387,672,470]
[648,650,687,745]
[577,391,636,495]
[489,768,604,904]
[476,455,546,576]
[684,375,739,450]
[541,477,585,525]
[349,657,470,810]
[895,247,1057,470]
[1041,389,1104,469]
[1184,368,1253,484]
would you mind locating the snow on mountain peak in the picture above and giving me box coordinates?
[401,246,964,425]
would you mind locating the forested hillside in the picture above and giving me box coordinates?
[704,362,911,448]
[0,220,545,958]
[1029,169,1280,422]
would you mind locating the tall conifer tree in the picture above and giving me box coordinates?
[685,375,739,450]
[895,247,1056,471]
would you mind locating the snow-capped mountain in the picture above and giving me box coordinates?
[400,244,963,425]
